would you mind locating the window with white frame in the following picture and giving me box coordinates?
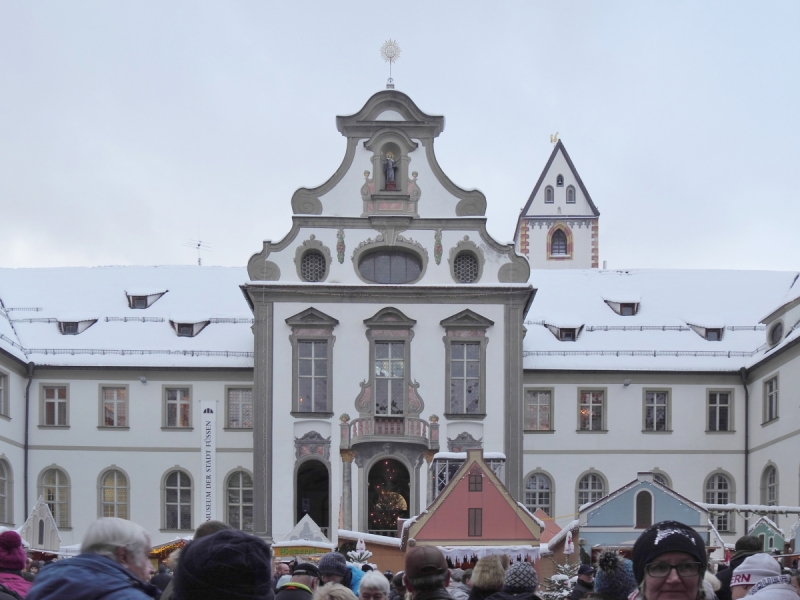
[432,457,504,497]
[226,471,253,532]
[42,468,69,528]
[525,390,552,431]
[524,473,552,516]
[705,473,731,531]
[0,373,6,416]
[165,388,191,428]
[764,377,778,423]
[579,391,604,431]
[707,391,731,431]
[0,460,9,523]
[449,342,481,415]
[763,465,778,522]
[100,469,129,519]
[43,386,68,426]
[227,388,253,428]
[577,473,605,507]
[298,341,328,413]
[101,387,128,427]
[644,391,669,432]
[164,470,192,530]
[375,342,405,416]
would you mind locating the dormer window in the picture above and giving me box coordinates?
[687,323,724,341]
[605,300,640,316]
[556,174,564,187]
[559,328,576,341]
[177,324,193,337]
[768,321,784,346]
[126,291,167,309]
[544,322,583,342]
[58,319,97,335]
[706,328,723,341]
[61,322,78,335]
[169,320,209,338]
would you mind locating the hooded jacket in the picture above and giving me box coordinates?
[26,553,158,600]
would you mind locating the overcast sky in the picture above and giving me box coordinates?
[1,2,799,272]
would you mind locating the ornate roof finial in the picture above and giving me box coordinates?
[381,39,401,89]
[550,132,559,145]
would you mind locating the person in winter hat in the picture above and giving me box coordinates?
[173,528,273,600]
[717,537,763,600]
[631,520,707,600]
[486,561,540,600]
[318,552,364,595]
[729,554,796,600]
[0,531,32,598]
[275,562,320,600]
[569,565,595,600]
[586,551,637,600]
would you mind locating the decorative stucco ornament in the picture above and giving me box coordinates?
[336,229,345,264]
[380,39,401,89]
[434,230,443,265]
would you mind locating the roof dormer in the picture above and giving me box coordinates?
[544,322,584,342]
[687,322,724,341]
[169,319,209,338]
[58,319,97,335]
[604,297,641,316]
[126,290,167,309]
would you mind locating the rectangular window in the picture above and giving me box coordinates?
[644,391,669,432]
[525,390,552,430]
[708,391,731,431]
[227,388,253,428]
[43,386,68,426]
[165,388,191,427]
[468,508,482,536]
[0,374,6,417]
[102,387,128,427]
[764,377,778,423]
[469,472,482,492]
[579,390,604,431]
[298,341,328,413]
[449,342,481,414]
[375,342,404,416]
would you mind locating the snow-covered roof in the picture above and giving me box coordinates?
[515,501,546,530]
[337,529,402,547]
[546,519,579,549]
[432,452,506,460]
[747,516,785,537]
[525,269,799,371]
[0,266,254,368]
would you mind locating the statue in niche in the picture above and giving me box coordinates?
[381,151,398,190]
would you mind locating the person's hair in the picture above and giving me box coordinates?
[471,556,505,592]
[80,517,150,568]
[194,519,233,539]
[392,572,405,589]
[360,571,391,597]
[294,574,320,590]
[734,536,763,554]
[167,548,181,570]
[499,555,511,571]
[406,573,447,593]
[315,582,359,600]
[463,569,473,584]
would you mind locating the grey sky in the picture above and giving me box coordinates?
[1,2,798,272]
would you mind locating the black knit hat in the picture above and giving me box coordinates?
[632,520,707,584]
[175,529,274,600]
[318,552,349,577]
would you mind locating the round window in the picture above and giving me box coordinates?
[358,250,422,284]
[769,321,784,346]
[453,252,479,283]
[300,250,326,282]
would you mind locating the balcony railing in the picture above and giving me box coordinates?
[340,416,439,450]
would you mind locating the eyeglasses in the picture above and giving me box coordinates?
[645,562,702,578]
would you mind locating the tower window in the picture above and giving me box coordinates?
[566,185,576,203]
[544,186,554,204]
[556,174,564,187]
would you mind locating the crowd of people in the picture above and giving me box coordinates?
[0,518,798,600]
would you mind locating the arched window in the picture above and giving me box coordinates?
[41,468,69,528]
[577,473,606,507]
[551,230,568,256]
[358,250,422,284]
[556,174,564,187]
[226,471,254,532]
[524,473,552,516]
[762,465,778,522]
[0,460,9,524]
[566,185,576,203]
[544,186,554,204]
[164,470,192,531]
[635,490,653,528]
[705,473,732,531]
[100,469,129,519]
[652,472,671,488]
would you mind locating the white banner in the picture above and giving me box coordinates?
[200,401,217,522]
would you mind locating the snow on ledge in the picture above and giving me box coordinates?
[338,529,402,547]
[697,503,800,514]
[747,516,786,537]
[432,452,506,460]
[516,502,546,530]
[436,545,540,564]
[272,539,335,550]
[547,520,579,549]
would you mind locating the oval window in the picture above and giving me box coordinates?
[358,250,422,284]
[769,322,784,346]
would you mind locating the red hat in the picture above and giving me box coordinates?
[0,531,26,571]
[405,546,448,580]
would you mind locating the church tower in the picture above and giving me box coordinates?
[514,140,600,269]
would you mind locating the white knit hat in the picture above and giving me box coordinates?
[730,553,781,587]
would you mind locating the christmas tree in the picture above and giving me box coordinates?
[540,559,581,600]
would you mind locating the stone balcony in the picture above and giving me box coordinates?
[339,415,439,450]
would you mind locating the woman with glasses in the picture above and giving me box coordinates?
[632,521,708,600]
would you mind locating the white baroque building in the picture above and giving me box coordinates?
[0,90,798,548]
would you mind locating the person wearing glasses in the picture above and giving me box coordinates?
[631,521,708,600]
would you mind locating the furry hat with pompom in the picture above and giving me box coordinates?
[594,550,638,600]
[0,531,27,571]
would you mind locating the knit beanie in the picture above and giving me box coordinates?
[503,562,538,593]
[174,529,274,600]
[731,554,781,587]
[318,552,349,578]
[632,521,707,584]
[0,531,26,571]
[594,551,638,600]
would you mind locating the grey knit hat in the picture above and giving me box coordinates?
[318,552,348,577]
[594,551,638,600]
[503,562,538,592]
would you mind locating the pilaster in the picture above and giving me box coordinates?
[253,300,274,542]
[504,301,525,499]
